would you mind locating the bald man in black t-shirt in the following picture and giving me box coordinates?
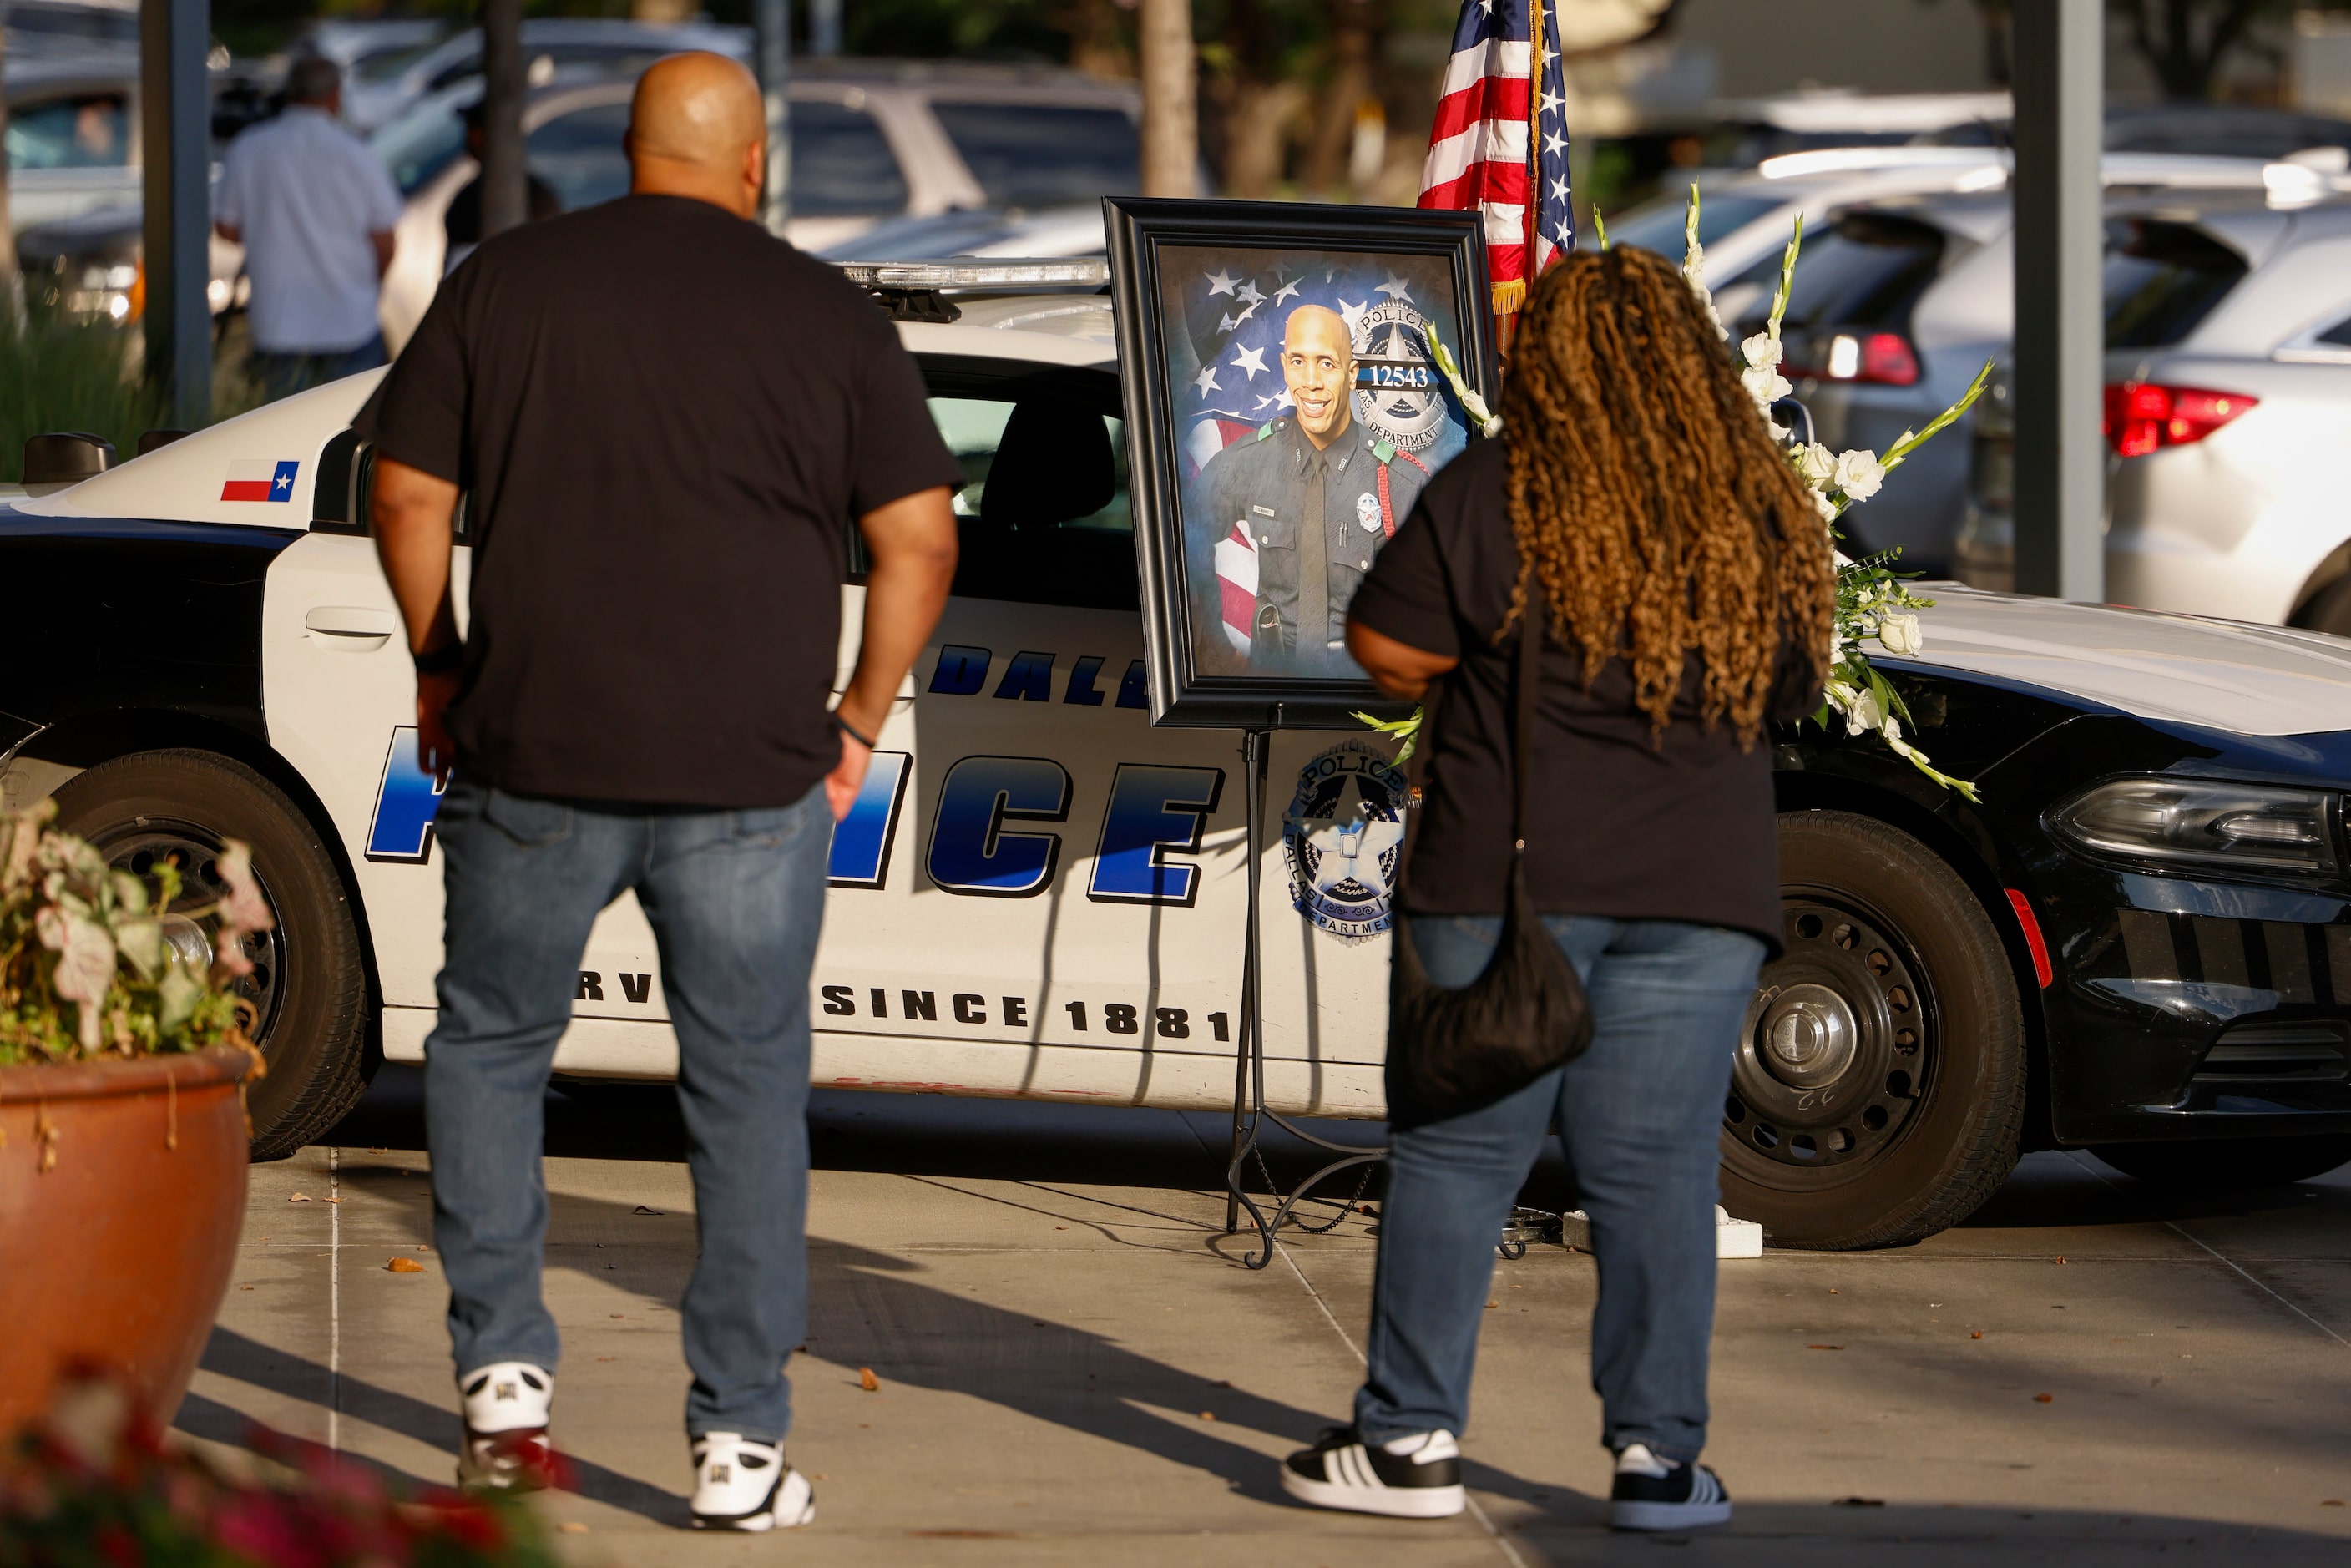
[363,53,959,1531]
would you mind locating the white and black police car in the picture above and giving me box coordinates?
[8,260,2351,1250]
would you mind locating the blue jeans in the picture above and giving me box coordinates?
[1355,916,1764,1464]
[424,779,832,1444]
[247,332,387,400]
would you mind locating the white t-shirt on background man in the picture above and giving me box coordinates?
[215,106,402,354]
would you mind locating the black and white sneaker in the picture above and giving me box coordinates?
[1279,1426,1465,1519]
[689,1434,815,1532]
[455,1363,564,1494]
[1610,1443,1732,1530]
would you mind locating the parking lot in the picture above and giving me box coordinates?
[177,1071,2351,1565]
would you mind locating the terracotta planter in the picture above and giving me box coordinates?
[0,1046,252,1439]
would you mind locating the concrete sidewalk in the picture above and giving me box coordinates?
[181,1082,2351,1565]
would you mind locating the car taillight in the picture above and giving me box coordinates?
[1787,331,1921,387]
[2101,382,2257,458]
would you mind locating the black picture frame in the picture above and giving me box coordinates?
[1105,197,1499,729]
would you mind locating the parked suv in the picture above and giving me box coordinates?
[1713,159,2348,574]
[1958,197,2351,613]
[377,60,1143,352]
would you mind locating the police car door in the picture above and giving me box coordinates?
[807,357,1389,1115]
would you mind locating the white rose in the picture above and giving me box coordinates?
[1878,612,1924,656]
[1797,442,1837,484]
[1742,363,1793,407]
[1843,685,1883,737]
[1832,448,1885,502]
[1740,331,1782,372]
[1813,489,1840,524]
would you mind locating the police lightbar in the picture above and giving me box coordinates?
[836,258,1109,323]
[834,259,1109,291]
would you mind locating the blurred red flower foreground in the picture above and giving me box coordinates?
[1,1366,559,1567]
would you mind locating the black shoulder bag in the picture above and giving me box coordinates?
[1385,620,1595,1127]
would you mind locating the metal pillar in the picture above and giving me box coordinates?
[810,0,841,58]
[756,0,791,235]
[139,0,210,428]
[2010,0,2104,601]
[478,0,528,240]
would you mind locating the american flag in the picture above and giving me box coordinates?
[1417,0,1572,314]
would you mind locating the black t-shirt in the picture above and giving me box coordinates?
[1346,438,1821,952]
[356,194,962,807]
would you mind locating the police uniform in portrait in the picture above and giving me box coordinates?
[1201,420,1428,670]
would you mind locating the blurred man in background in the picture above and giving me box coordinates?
[215,53,403,398]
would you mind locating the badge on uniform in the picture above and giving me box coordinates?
[1356,492,1381,533]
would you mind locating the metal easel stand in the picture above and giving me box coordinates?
[1216,728,1569,1271]
[1223,726,1388,1270]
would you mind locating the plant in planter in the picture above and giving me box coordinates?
[3,1368,562,1566]
[1,802,279,1437]
[2,799,272,1069]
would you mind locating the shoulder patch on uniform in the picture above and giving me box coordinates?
[1370,438,1397,464]
[1255,422,1279,442]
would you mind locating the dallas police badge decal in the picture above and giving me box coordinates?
[1282,740,1407,943]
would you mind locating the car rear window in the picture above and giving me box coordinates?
[521,98,907,218]
[2103,220,2247,350]
[2323,315,2351,350]
[1592,190,1782,256]
[929,102,1139,207]
[1730,211,1946,334]
[7,94,130,170]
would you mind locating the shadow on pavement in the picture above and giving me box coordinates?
[190,1326,689,1525]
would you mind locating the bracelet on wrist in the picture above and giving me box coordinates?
[832,711,878,751]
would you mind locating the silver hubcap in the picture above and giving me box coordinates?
[1757,983,1858,1088]
[1725,898,1931,1171]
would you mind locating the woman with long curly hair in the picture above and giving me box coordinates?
[1279,247,1834,1531]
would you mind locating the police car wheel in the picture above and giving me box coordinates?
[1717,811,2027,1250]
[48,749,372,1161]
[2088,1135,2351,1190]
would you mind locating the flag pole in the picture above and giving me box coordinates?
[1495,0,1545,355]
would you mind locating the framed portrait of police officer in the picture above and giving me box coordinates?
[1105,198,1497,727]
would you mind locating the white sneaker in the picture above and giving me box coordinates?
[455,1363,559,1493]
[1279,1425,1465,1518]
[1610,1442,1732,1530]
[690,1433,815,1532]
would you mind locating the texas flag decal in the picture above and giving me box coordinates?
[221,459,299,503]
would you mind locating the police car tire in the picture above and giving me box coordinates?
[2088,1135,2351,1190]
[48,749,371,1162]
[1717,811,2027,1251]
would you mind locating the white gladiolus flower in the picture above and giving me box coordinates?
[1741,363,1793,407]
[1813,489,1839,523]
[1797,442,1837,484]
[1843,685,1883,736]
[1878,612,1924,656]
[1741,331,1782,371]
[1832,448,1886,501]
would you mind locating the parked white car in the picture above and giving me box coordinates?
[2096,198,2351,629]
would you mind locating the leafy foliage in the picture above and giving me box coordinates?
[0,803,273,1066]
[2,1370,560,1567]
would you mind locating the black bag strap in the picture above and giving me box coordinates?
[1510,605,1540,852]
[1397,607,1541,888]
